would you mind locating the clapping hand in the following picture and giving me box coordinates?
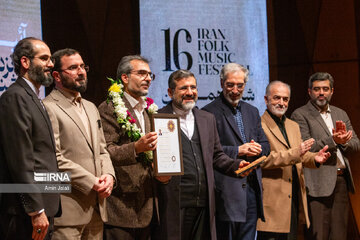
[314,145,331,164]
[333,121,352,145]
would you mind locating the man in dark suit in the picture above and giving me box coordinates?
[155,69,250,240]
[291,72,360,240]
[0,37,61,240]
[98,55,163,240]
[202,63,270,240]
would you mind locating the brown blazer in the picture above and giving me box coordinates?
[44,89,115,226]
[98,96,157,228]
[257,111,317,233]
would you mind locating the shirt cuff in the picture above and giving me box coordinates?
[28,208,44,216]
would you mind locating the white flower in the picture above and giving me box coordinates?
[145,151,153,160]
[148,104,158,114]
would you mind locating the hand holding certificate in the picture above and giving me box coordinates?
[151,114,184,176]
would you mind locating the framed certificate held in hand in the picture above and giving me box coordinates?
[150,113,184,176]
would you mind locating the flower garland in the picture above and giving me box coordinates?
[107,77,158,163]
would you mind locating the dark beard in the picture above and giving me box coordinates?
[28,64,53,87]
[61,74,88,93]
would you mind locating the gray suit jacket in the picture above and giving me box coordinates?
[44,89,115,226]
[291,101,360,197]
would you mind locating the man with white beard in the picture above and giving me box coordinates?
[202,63,270,240]
[155,69,251,240]
[257,80,330,240]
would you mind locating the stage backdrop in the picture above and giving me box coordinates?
[0,0,43,97]
[140,0,269,113]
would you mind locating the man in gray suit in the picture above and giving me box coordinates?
[291,72,360,240]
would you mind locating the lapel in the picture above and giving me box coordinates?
[219,95,243,143]
[17,78,56,148]
[82,100,98,152]
[50,89,93,150]
[262,111,289,148]
[144,110,150,134]
[193,108,208,158]
[306,101,331,136]
[329,105,339,127]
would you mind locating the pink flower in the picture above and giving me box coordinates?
[127,110,136,124]
[146,97,154,109]
[129,117,136,124]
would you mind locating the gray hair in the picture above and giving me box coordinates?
[308,72,334,89]
[265,80,291,97]
[220,63,249,83]
[116,55,149,80]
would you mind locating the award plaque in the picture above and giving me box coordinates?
[151,113,184,176]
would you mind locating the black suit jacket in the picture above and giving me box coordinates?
[0,77,60,217]
[202,94,269,222]
[153,103,241,240]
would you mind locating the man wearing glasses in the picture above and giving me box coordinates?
[43,48,115,239]
[0,37,60,240]
[203,63,270,240]
[98,55,163,240]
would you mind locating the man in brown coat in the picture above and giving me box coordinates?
[257,81,330,240]
[98,55,160,240]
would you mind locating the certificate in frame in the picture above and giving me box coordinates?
[150,113,184,176]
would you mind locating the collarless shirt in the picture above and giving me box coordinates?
[172,103,195,140]
[124,91,147,133]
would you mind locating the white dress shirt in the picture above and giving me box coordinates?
[319,106,346,169]
[124,91,147,133]
[172,103,195,140]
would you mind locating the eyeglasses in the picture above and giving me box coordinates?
[32,56,54,64]
[225,82,245,90]
[59,64,89,73]
[130,70,155,80]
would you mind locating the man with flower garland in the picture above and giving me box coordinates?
[154,69,252,240]
[98,55,162,240]
[43,48,115,239]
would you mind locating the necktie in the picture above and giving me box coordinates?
[38,98,45,110]
[234,108,247,143]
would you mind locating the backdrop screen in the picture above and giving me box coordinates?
[0,0,43,97]
[140,0,269,113]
